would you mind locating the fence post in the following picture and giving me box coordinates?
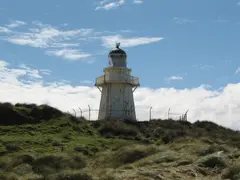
[78,107,82,117]
[149,107,152,121]
[72,109,76,117]
[184,110,189,121]
[168,108,171,120]
[88,105,91,120]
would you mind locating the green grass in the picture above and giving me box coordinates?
[0,103,239,180]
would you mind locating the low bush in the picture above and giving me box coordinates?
[94,120,140,138]
[112,145,158,167]
[222,163,240,180]
[198,155,227,168]
[162,130,187,144]
[4,143,21,152]
[12,154,35,167]
[32,154,86,175]
[74,145,89,155]
[46,171,92,180]
[197,144,230,156]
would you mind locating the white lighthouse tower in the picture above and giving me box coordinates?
[95,43,140,121]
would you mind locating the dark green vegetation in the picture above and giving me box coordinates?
[0,102,240,180]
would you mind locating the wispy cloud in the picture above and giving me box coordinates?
[80,80,93,84]
[0,27,11,33]
[46,49,92,61]
[0,60,45,85]
[95,0,125,10]
[0,60,8,69]
[215,16,229,23]
[39,69,51,76]
[7,20,26,28]
[166,76,184,81]
[237,2,240,6]
[193,64,215,71]
[101,35,163,48]
[133,0,143,4]
[216,19,229,23]
[235,67,240,74]
[19,64,42,79]
[1,21,163,61]
[173,17,195,24]
[7,25,93,48]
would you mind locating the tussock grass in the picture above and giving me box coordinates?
[0,103,239,179]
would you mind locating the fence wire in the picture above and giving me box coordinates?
[66,106,189,121]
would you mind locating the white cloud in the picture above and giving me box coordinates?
[7,20,26,28]
[96,0,125,10]
[1,21,164,62]
[0,27,11,33]
[19,64,42,79]
[102,35,163,48]
[216,18,229,23]
[133,0,143,4]
[7,23,93,48]
[167,76,184,81]
[80,80,94,84]
[173,17,195,24]
[46,49,92,61]
[0,60,8,69]
[0,60,240,130]
[40,69,52,76]
[236,67,240,74]
[0,60,44,85]
[193,64,215,71]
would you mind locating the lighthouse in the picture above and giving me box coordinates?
[95,43,140,121]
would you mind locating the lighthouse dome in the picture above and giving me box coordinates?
[109,43,126,55]
[108,43,127,67]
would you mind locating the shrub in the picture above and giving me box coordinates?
[5,143,21,152]
[13,163,33,175]
[0,157,12,171]
[52,140,62,147]
[12,154,35,167]
[152,127,165,138]
[0,102,13,108]
[32,154,86,175]
[15,103,37,109]
[222,163,240,180]
[177,159,194,166]
[0,104,30,125]
[0,172,19,180]
[198,155,226,168]
[197,144,230,156]
[112,145,158,167]
[74,145,89,155]
[62,133,72,140]
[0,144,6,154]
[162,130,187,144]
[46,171,92,180]
[95,120,140,138]
[29,105,63,121]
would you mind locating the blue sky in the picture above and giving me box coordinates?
[0,0,240,129]
[1,0,240,89]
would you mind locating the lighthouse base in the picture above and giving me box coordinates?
[97,83,137,121]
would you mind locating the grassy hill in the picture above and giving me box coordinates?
[0,102,239,180]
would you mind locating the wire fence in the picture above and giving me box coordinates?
[66,105,189,122]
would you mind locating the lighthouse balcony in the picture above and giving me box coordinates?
[95,75,139,87]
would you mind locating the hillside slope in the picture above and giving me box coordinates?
[0,103,239,180]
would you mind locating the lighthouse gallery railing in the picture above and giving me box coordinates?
[95,75,139,86]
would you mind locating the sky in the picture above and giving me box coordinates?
[0,0,240,130]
